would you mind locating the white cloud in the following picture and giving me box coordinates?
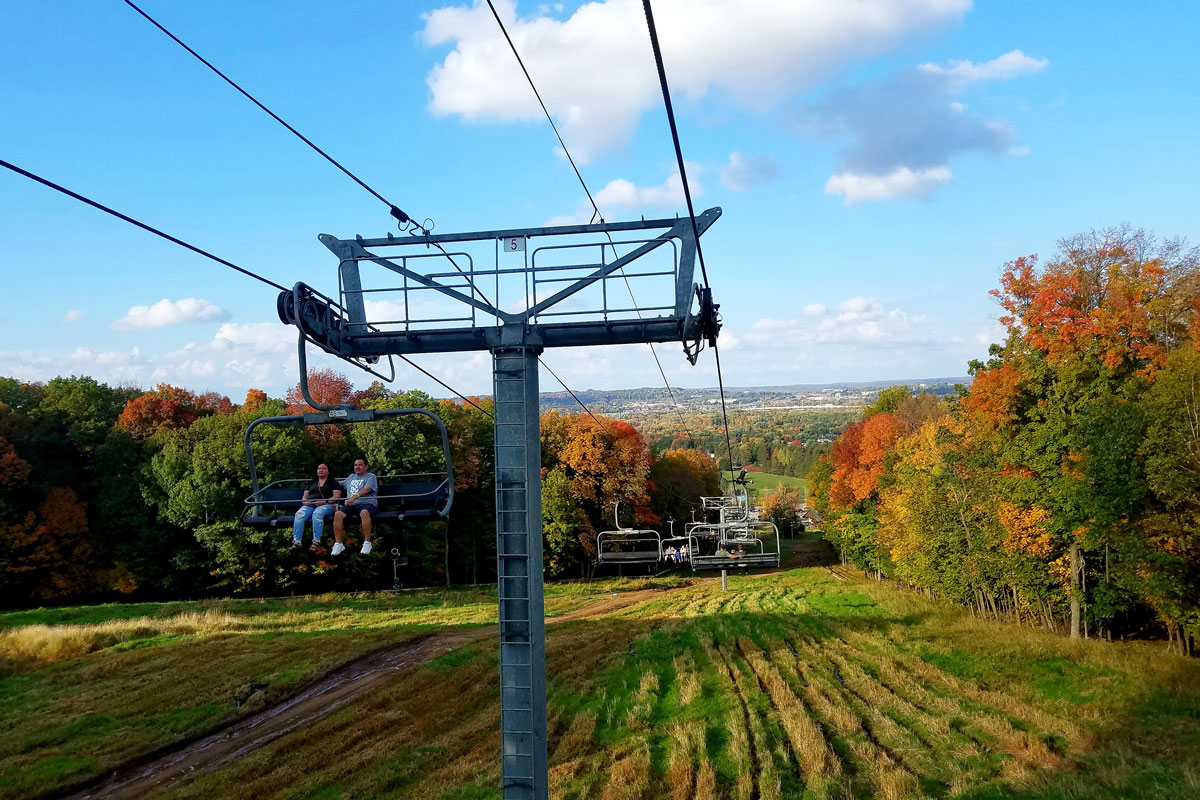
[594,170,698,212]
[825,166,952,203]
[544,165,702,225]
[803,303,826,316]
[919,49,1048,84]
[740,296,932,350]
[63,309,86,323]
[792,49,1045,202]
[974,324,1006,346]
[720,151,780,191]
[423,0,971,162]
[111,298,229,331]
[211,322,296,353]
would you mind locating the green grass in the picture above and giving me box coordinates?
[2,569,1199,800]
[739,470,808,497]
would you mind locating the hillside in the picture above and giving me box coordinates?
[2,543,1197,800]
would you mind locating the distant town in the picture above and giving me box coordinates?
[538,377,972,414]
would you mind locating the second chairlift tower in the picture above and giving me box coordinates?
[278,209,723,799]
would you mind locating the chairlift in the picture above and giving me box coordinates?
[688,521,781,571]
[595,501,662,565]
[240,406,454,530]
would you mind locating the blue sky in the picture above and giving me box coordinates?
[2,0,1197,401]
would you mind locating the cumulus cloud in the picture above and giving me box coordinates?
[720,151,780,191]
[211,322,295,353]
[110,298,229,331]
[790,49,1047,203]
[423,0,971,162]
[919,49,1048,83]
[740,296,931,350]
[825,166,952,203]
[544,166,702,225]
[63,309,86,323]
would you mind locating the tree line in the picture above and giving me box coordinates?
[808,227,1200,655]
[0,369,720,604]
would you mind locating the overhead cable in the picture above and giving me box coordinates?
[484,0,602,224]
[398,357,494,419]
[538,357,613,436]
[0,157,490,418]
[122,0,495,310]
[0,157,286,292]
[484,1,695,442]
[121,0,407,225]
[640,0,736,483]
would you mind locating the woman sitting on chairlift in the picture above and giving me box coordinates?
[291,463,342,552]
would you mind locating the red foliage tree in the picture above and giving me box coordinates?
[116,384,204,440]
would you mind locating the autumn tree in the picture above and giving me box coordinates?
[117,384,206,440]
[760,482,802,533]
[649,448,720,527]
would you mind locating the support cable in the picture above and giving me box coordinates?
[484,0,694,441]
[538,357,612,436]
[122,0,403,222]
[0,157,490,418]
[0,157,286,292]
[397,357,493,419]
[641,0,736,483]
[484,0,601,225]
[121,0,494,309]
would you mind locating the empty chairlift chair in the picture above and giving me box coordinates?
[596,528,663,566]
[240,407,454,529]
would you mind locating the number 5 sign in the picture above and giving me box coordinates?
[501,236,526,252]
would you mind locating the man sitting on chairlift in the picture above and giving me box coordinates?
[332,457,379,556]
[292,463,343,553]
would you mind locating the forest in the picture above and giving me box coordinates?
[808,228,1200,654]
[0,371,729,603]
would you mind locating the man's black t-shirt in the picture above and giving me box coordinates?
[305,478,343,501]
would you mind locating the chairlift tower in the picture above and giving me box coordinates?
[278,209,722,799]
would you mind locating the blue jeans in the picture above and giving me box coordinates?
[292,504,335,543]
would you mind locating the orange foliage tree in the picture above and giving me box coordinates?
[116,384,205,440]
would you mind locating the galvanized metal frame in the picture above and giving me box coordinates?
[281,209,721,800]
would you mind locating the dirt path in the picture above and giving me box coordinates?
[66,589,664,800]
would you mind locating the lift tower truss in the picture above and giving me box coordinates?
[279,208,722,800]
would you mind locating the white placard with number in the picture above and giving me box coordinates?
[501,236,526,252]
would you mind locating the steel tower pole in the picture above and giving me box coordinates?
[492,345,548,800]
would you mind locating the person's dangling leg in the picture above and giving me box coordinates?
[291,505,314,549]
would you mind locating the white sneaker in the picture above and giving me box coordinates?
[330,542,346,556]
[361,541,373,555]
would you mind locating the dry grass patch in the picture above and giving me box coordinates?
[599,738,652,800]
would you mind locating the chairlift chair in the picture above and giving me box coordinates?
[595,500,663,566]
[240,406,454,529]
[688,521,781,571]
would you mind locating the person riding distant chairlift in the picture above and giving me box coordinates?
[731,545,746,559]
[332,457,379,555]
[664,545,677,563]
[292,464,343,553]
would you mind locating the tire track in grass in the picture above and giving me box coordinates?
[833,630,1079,788]
[794,638,921,784]
[780,635,910,799]
[841,630,1078,775]
[707,639,759,800]
[70,590,665,800]
[822,647,979,792]
[773,638,858,785]
[736,637,837,797]
[821,638,1008,791]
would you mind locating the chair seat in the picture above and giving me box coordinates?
[242,480,450,529]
